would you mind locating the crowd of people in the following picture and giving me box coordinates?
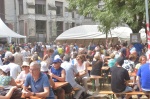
[0,41,149,99]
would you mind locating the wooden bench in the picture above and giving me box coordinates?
[99,91,146,99]
[90,76,104,91]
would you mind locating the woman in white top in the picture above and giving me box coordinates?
[15,61,30,87]
[75,54,90,93]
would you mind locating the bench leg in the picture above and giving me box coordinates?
[92,79,95,91]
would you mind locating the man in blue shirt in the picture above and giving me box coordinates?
[137,62,150,98]
[22,61,55,99]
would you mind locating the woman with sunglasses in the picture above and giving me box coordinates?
[15,61,30,87]
[75,54,90,94]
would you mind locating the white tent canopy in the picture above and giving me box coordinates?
[56,25,147,45]
[0,18,26,38]
[56,25,133,40]
[56,25,119,40]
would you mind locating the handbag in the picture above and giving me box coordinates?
[62,83,73,94]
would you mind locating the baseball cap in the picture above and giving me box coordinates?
[53,58,62,63]
[0,65,10,73]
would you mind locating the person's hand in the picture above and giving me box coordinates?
[139,88,142,92]
[0,86,4,90]
[15,79,21,83]
[23,90,32,97]
[11,86,17,91]
[49,73,54,77]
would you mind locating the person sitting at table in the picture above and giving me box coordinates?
[0,65,17,86]
[15,61,30,87]
[49,58,65,99]
[0,86,18,99]
[90,54,103,91]
[41,55,55,88]
[108,53,116,68]
[122,54,136,74]
[22,61,55,99]
[110,57,132,99]
[75,54,90,94]
[61,55,85,99]
[137,57,150,98]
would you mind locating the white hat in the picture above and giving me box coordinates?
[54,55,60,60]
[40,62,48,72]
[0,65,10,73]
[22,61,30,67]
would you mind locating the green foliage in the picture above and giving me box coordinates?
[67,0,148,36]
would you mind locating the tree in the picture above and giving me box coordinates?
[67,0,147,38]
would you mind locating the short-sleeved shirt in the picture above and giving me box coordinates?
[8,63,21,79]
[24,73,55,99]
[137,63,150,90]
[61,61,78,87]
[122,60,135,72]
[0,76,11,86]
[110,66,130,93]
[50,66,64,82]
[16,71,29,81]
[135,63,141,70]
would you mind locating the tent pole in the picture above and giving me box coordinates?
[92,39,94,43]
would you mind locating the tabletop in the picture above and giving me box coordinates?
[54,82,68,90]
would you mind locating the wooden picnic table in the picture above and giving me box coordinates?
[104,56,111,59]
[53,82,68,90]
[87,66,110,71]
[102,66,109,70]
[21,94,44,99]
[87,66,92,71]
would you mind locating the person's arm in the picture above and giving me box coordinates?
[33,87,49,98]
[0,86,17,99]
[137,76,142,91]
[10,78,17,86]
[136,67,142,91]
[49,76,55,88]
[50,69,66,82]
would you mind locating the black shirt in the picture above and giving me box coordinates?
[110,66,130,93]
[91,60,103,76]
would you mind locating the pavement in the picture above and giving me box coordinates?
[86,82,148,99]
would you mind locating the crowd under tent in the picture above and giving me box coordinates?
[0,18,26,44]
[56,25,139,46]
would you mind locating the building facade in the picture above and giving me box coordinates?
[2,0,96,43]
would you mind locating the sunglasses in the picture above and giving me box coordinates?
[22,66,28,68]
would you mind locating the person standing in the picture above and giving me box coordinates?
[13,46,23,66]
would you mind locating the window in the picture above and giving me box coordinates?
[56,21,63,36]
[19,20,24,35]
[35,0,46,14]
[35,4,46,14]
[55,1,63,16]
[36,20,46,34]
[18,0,23,15]
[65,22,69,30]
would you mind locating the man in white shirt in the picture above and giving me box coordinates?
[8,56,21,79]
[61,55,85,99]
[21,46,31,61]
